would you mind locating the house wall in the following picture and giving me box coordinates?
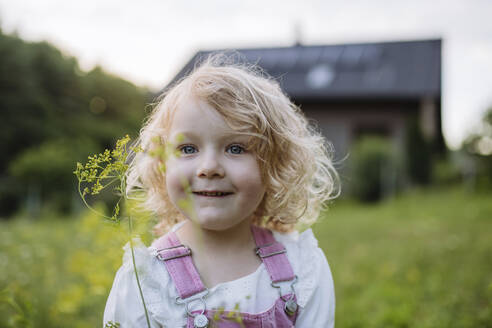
[300,102,418,163]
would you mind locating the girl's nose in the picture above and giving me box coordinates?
[196,154,225,178]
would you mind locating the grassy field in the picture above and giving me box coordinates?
[1,186,491,327]
[315,186,492,328]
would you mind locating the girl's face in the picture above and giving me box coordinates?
[164,96,265,231]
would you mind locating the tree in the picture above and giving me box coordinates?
[0,29,151,216]
[462,107,492,189]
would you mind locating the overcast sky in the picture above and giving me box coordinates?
[1,0,491,148]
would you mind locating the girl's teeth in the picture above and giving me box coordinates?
[197,192,228,196]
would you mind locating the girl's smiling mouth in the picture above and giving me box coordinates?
[193,191,234,197]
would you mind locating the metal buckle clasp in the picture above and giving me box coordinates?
[271,275,298,299]
[175,289,210,327]
[271,275,298,316]
[255,242,287,258]
[155,244,192,261]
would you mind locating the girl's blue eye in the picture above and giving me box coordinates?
[180,145,197,154]
[227,144,244,154]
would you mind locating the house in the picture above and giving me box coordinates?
[167,39,443,166]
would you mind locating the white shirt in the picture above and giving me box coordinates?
[103,224,335,327]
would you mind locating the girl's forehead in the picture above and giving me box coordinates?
[170,97,226,127]
[167,97,249,139]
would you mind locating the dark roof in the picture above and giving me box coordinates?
[169,39,441,101]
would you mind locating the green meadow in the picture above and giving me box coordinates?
[1,186,491,327]
[315,186,492,328]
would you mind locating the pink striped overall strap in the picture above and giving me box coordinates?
[152,231,206,299]
[251,225,296,283]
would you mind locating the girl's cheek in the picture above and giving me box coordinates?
[166,162,192,192]
[165,174,186,209]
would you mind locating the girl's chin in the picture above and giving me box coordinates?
[191,219,236,231]
[186,215,250,232]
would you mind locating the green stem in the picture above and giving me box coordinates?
[77,181,116,221]
[128,216,152,328]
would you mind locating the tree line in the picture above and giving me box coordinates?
[0,29,152,217]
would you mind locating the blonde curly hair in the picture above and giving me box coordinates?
[126,54,340,234]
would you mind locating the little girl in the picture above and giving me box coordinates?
[104,55,339,327]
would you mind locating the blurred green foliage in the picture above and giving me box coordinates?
[348,136,402,202]
[0,29,150,216]
[432,154,463,186]
[405,117,433,185]
[1,186,490,327]
[463,106,492,190]
[315,185,492,328]
[0,202,156,327]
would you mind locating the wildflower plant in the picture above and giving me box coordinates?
[104,321,120,328]
[73,135,136,222]
[74,135,153,328]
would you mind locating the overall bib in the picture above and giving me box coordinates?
[153,225,299,328]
